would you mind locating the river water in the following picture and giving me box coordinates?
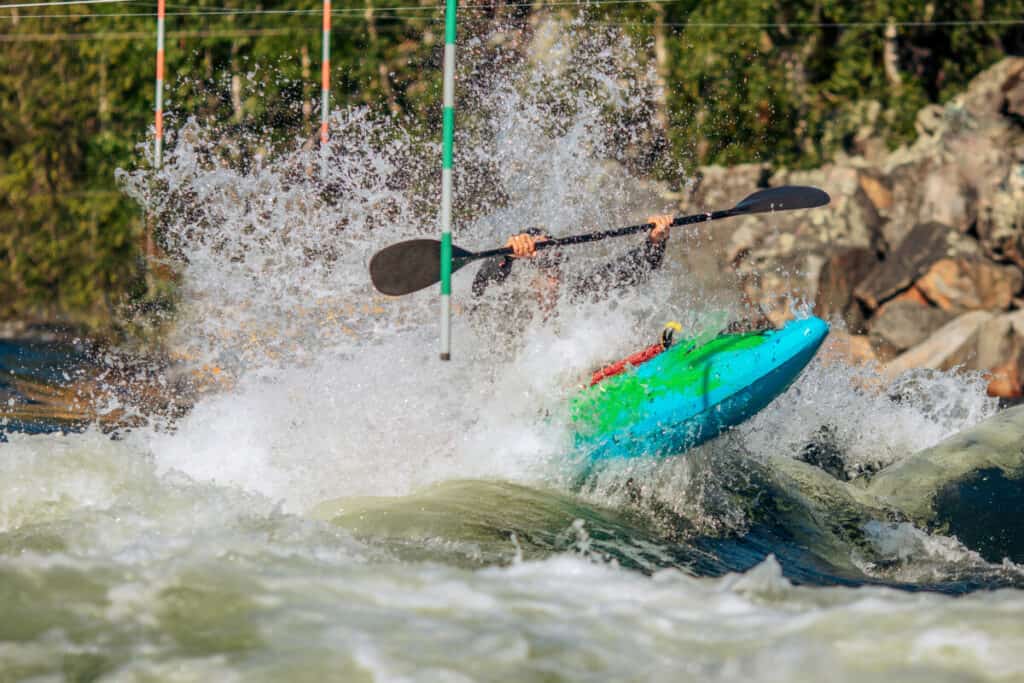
[3,21,1024,682]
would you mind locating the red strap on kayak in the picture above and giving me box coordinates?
[589,342,666,386]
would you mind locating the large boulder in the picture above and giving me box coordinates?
[1006,65,1024,119]
[868,298,955,353]
[969,310,1024,398]
[854,221,979,311]
[882,310,993,379]
[877,58,1024,248]
[881,156,982,247]
[915,257,1023,312]
[976,159,1024,269]
[814,247,878,332]
[857,170,892,212]
[956,57,1024,125]
[865,405,1024,564]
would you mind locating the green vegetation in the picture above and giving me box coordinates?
[1,0,1021,335]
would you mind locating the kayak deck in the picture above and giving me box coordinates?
[570,317,830,461]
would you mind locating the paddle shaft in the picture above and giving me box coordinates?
[467,208,740,260]
[368,186,829,296]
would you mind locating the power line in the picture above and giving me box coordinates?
[0,25,434,41]
[4,0,1024,30]
[592,18,1024,28]
[0,0,136,8]
[1,5,442,19]
[1,9,439,20]
[2,0,692,19]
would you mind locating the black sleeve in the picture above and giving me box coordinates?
[471,256,515,297]
[570,237,667,299]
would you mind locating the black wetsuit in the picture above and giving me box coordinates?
[471,237,668,300]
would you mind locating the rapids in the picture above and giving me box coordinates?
[3,19,1024,682]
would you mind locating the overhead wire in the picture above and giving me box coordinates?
[0,9,442,20]
[592,18,1024,29]
[0,20,437,41]
[4,0,1024,32]
[0,0,136,8]
[1,5,440,19]
[4,0,1024,27]
[0,27,310,41]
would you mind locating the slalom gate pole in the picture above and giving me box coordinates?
[320,0,331,179]
[154,0,164,168]
[439,0,457,361]
[147,0,165,259]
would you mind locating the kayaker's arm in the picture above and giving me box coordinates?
[570,215,671,297]
[471,255,515,297]
[471,230,551,297]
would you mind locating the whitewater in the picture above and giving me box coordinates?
[3,20,1024,682]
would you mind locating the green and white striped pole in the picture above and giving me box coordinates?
[439,0,457,361]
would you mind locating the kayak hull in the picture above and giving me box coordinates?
[571,317,830,461]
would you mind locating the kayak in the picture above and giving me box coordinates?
[570,317,830,461]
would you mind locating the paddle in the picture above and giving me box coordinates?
[369,185,830,296]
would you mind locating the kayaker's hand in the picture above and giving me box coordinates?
[505,232,549,258]
[647,215,672,243]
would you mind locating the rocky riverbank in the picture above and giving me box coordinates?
[682,57,1024,398]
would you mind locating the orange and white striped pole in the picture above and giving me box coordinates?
[154,0,165,168]
[320,0,330,176]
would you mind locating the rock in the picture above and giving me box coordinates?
[923,163,978,234]
[818,331,878,366]
[686,163,769,216]
[865,405,1024,564]
[868,299,955,352]
[970,310,1024,398]
[876,60,1024,247]
[814,247,878,332]
[857,171,892,211]
[773,165,884,251]
[976,161,1024,268]
[914,104,945,138]
[1005,65,1024,119]
[986,366,1021,399]
[854,222,977,311]
[882,310,994,379]
[915,257,1023,311]
[847,101,886,162]
[956,57,1024,125]
[883,159,980,246]
[976,310,1024,368]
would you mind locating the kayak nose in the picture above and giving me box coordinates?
[767,316,830,373]
[791,316,830,347]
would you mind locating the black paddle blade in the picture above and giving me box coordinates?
[369,239,476,295]
[733,185,830,215]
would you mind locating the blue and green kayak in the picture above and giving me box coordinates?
[571,317,830,461]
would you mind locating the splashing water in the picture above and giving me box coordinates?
[4,18,1021,682]
[116,17,1000,536]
